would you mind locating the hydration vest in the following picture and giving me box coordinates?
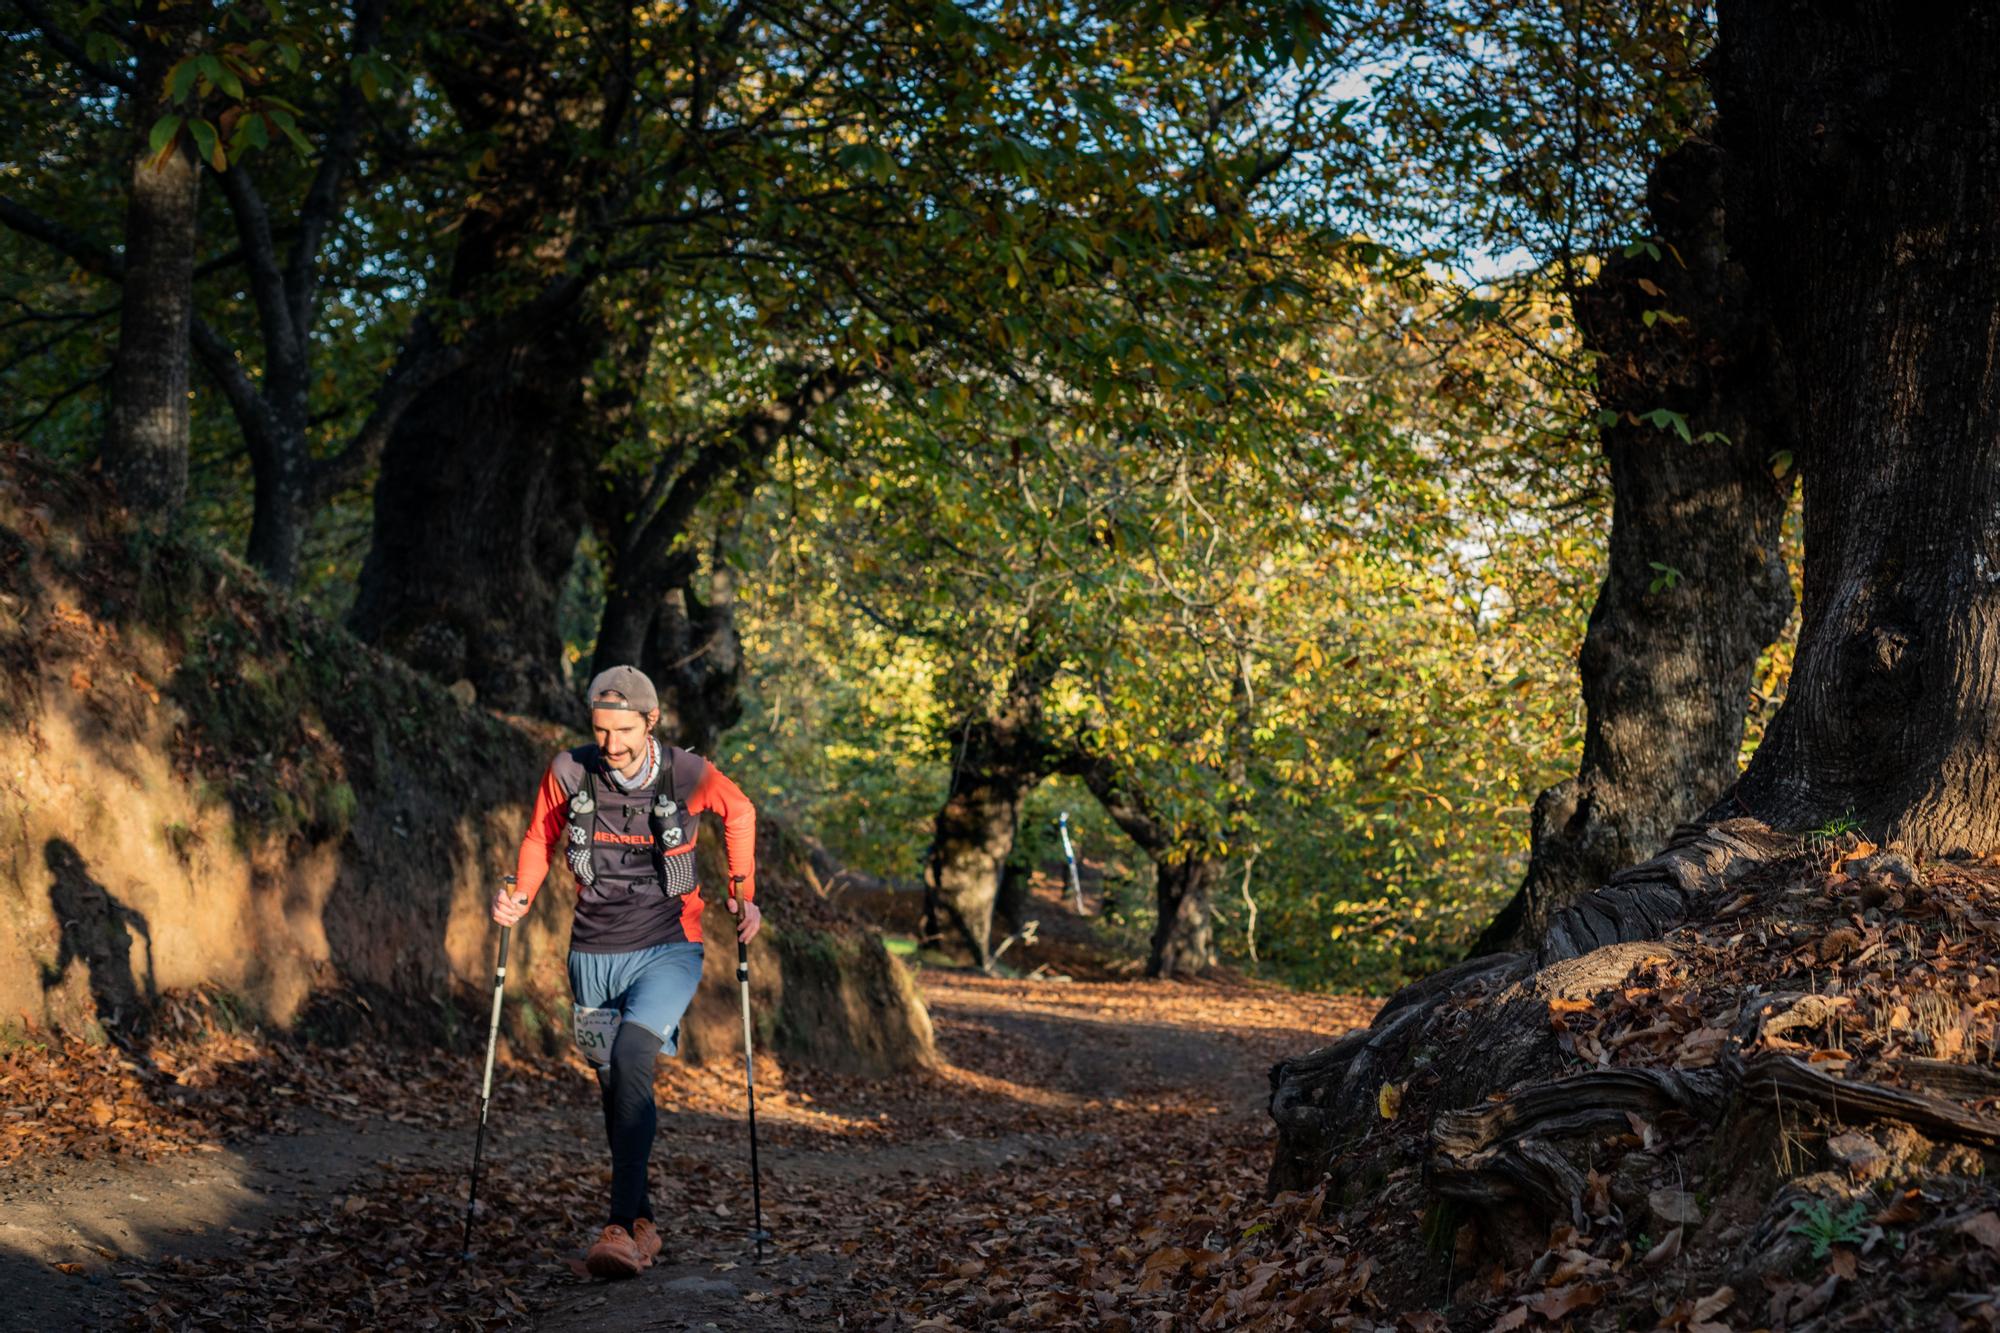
[560,744,706,900]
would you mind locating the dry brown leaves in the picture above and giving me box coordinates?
[1443,847,2000,1330]
[13,971,1387,1331]
[749,976,1385,1329]
[1,990,536,1171]
[1552,851,2000,1098]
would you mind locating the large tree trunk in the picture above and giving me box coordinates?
[1718,0,2000,853]
[349,323,606,717]
[349,4,621,716]
[1264,15,2000,1312]
[923,657,1055,968]
[1272,0,2000,1232]
[926,766,1039,969]
[102,11,200,516]
[1473,142,1794,954]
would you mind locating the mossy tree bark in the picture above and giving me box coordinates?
[1473,141,1794,954]
[101,4,202,518]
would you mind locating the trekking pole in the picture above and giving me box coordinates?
[461,874,522,1263]
[728,876,770,1262]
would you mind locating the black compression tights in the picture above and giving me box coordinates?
[597,1022,664,1229]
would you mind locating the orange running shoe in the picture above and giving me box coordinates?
[584,1225,645,1281]
[631,1218,663,1266]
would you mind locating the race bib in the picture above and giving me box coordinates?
[572,1004,621,1065]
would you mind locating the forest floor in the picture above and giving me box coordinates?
[0,954,1376,1330]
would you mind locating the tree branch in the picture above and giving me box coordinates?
[211,161,303,394]
[188,317,278,458]
[305,313,457,501]
[1066,751,1171,855]
[7,365,109,438]
[287,0,384,334]
[625,362,862,565]
[0,195,122,277]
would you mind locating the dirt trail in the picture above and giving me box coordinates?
[2,972,1373,1331]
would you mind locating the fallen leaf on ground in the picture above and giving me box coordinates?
[1957,1210,2000,1251]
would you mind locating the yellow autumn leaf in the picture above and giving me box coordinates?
[1377,1082,1403,1119]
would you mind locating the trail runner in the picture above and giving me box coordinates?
[491,664,761,1280]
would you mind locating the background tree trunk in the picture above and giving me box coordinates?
[102,12,201,516]
[1071,754,1219,978]
[1715,0,2000,853]
[242,424,310,582]
[590,367,852,739]
[593,537,746,752]
[1473,141,1794,953]
[924,658,1055,968]
[995,859,1031,933]
[925,769,1038,970]
[641,514,746,754]
[1150,854,1219,978]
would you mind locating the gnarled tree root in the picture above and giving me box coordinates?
[1537,816,1795,965]
[1432,1054,2000,1217]
[1269,819,1793,1194]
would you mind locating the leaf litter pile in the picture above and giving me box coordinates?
[1317,838,2000,1333]
[1,989,494,1169]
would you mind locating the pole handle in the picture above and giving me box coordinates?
[728,874,750,971]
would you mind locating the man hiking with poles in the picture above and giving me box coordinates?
[490,665,762,1280]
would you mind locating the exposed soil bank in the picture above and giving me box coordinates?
[0,450,930,1079]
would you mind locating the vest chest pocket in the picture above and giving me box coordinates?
[659,848,697,897]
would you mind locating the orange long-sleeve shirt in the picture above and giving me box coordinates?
[515,746,756,949]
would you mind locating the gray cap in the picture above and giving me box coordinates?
[586,664,659,713]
